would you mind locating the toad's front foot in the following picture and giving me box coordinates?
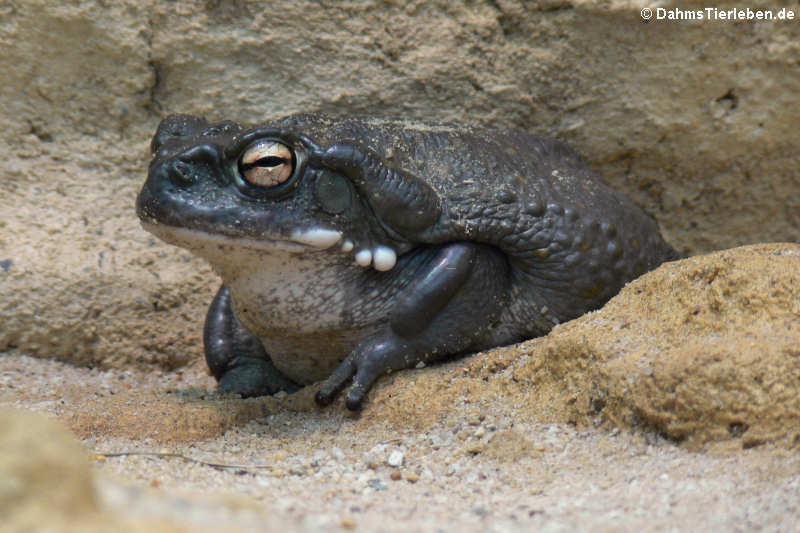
[315,333,417,410]
[315,242,510,410]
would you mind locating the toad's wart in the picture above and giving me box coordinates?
[137,114,677,410]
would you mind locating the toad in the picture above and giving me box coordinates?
[137,114,677,409]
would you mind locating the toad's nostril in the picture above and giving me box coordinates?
[170,160,196,186]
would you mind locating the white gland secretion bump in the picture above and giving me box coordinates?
[290,228,343,249]
[355,249,372,267]
[372,246,397,271]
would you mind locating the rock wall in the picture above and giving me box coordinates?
[1,0,798,367]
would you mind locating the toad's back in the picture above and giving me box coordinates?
[271,114,677,335]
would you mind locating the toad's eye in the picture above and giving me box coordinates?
[239,141,294,187]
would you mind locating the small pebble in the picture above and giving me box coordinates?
[465,441,485,455]
[367,479,388,491]
[467,415,484,426]
[405,472,420,483]
[340,517,356,529]
[387,450,404,467]
[391,471,402,481]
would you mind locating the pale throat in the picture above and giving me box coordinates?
[207,246,359,336]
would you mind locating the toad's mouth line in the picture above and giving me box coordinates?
[139,220,342,253]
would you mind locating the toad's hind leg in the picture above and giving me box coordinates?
[315,242,511,410]
[204,285,300,397]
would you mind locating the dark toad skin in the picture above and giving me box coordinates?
[137,113,678,410]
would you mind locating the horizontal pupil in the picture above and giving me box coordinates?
[239,157,289,174]
[251,156,287,168]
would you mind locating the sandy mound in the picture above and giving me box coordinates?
[536,242,800,448]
